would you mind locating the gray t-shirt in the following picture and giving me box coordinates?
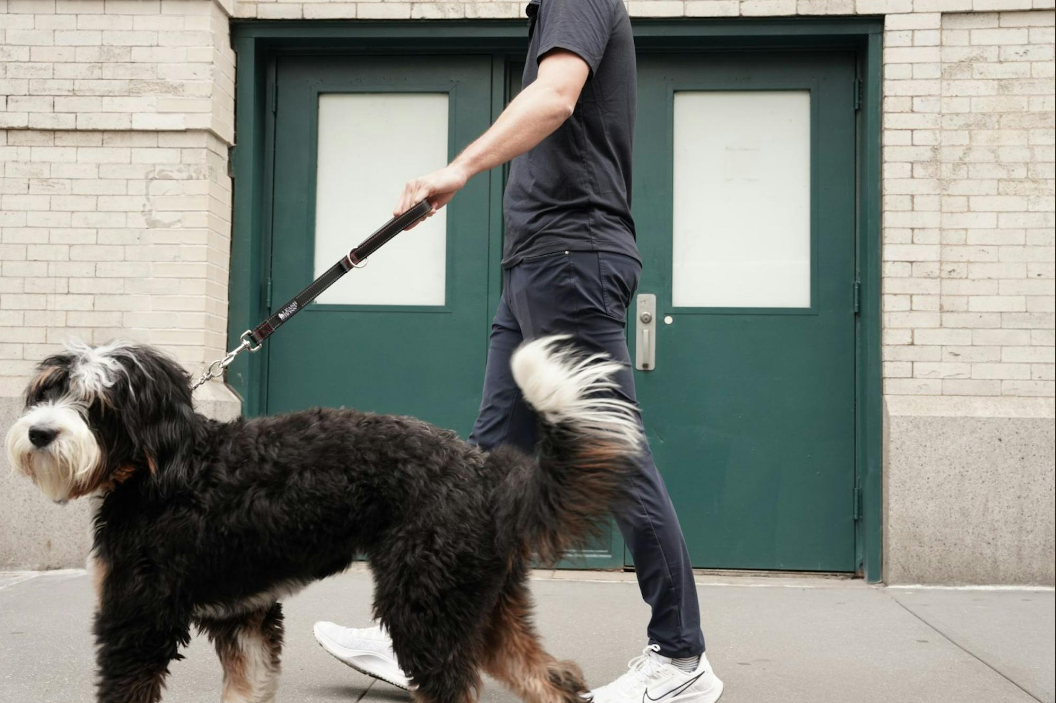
[501,0,640,268]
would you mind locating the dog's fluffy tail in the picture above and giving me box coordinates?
[490,335,643,565]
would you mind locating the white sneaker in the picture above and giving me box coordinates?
[313,622,412,690]
[590,645,724,703]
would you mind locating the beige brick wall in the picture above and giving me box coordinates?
[0,0,234,139]
[1,0,234,393]
[1,0,1055,403]
[0,128,232,394]
[881,9,1055,398]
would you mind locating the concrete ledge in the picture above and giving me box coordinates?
[885,395,1055,419]
[884,397,1056,586]
[0,385,242,570]
[191,381,244,423]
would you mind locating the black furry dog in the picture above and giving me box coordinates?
[6,336,642,703]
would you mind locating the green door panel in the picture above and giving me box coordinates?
[268,55,492,435]
[633,52,858,572]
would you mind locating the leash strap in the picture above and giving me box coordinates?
[249,199,432,345]
[191,199,432,391]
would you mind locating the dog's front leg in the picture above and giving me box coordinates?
[198,603,285,703]
[93,603,190,703]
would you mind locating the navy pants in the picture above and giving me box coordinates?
[468,250,706,658]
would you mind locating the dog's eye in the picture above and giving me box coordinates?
[28,384,64,407]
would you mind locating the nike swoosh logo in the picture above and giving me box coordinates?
[642,672,705,703]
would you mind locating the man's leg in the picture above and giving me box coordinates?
[611,386,706,657]
[505,251,705,658]
[467,288,537,453]
[509,252,719,701]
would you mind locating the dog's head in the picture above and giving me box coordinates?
[6,341,197,504]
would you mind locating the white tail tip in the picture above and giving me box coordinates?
[510,335,643,451]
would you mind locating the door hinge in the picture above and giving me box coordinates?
[264,276,273,310]
[853,485,863,522]
[854,78,863,112]
[853,280,861,314]
[268,80,278,114]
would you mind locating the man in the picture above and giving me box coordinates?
[313,0,723,700]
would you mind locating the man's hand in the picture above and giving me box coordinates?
[394,164,469,230]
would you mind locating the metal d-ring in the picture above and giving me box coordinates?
[347,248,369,269]
[240,329,263,353]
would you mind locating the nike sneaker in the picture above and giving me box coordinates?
[313,621,412,690]
[589,644,724,703]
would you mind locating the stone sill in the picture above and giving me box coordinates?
[885,395,1055,419]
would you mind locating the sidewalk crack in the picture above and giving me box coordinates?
[354,680,376,703]
[888,594,1043,703]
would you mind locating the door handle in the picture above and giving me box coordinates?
[636,293,657,371]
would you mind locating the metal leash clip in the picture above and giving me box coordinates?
[191,330,262,391]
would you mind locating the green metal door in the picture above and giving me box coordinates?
[633,52,858,572]
[267,55,492,434]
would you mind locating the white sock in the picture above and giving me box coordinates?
[672,655,700,674]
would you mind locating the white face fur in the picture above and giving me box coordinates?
[4,341,130,504]
[6,399,102,503]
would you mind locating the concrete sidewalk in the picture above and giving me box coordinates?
[1,568,1052,703]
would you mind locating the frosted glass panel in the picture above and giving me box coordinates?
[672,91,811,308]
[315,93,448,305]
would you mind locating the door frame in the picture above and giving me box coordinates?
[229,17,884,581]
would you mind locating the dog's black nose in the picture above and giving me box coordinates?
[28,427,58,448]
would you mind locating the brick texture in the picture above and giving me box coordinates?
[882,9,1055,398]
[0,0,234,141]
[1,0,234,392]
[0,128,232,394]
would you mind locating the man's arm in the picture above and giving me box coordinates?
[394,50,590,228]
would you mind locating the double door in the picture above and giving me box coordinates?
[266,50,858,572]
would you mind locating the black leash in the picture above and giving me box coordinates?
[192,199,433,390]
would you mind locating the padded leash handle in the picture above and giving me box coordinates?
[250,199,433,345]
[348,199,433,265]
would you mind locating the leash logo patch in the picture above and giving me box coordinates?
[277,301,299,321]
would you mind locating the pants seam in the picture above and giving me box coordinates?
[629,479,690,656]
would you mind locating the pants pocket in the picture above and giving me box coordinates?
[598,252,642,323]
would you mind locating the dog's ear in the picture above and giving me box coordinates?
[114,347,198,490]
